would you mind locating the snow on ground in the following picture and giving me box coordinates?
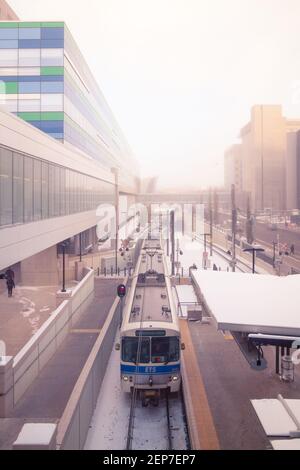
[84,332,130,450]
[166,235,248,274]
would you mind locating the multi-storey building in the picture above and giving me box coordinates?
[286,130,300,210]
[0,18,140,285]
[238,105,300,212]
[224,144,242,192]
[0,21,138,190]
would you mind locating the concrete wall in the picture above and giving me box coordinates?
[56,282,127,450]
[0,268,94,417]
[21,246,59,286]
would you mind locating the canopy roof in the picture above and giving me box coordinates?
[192,271,300,336]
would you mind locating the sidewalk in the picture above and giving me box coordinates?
[0,282,76,356]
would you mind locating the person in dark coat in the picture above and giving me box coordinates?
[213,263,218,271]
[6,276,15,297]
[5,267,14,280]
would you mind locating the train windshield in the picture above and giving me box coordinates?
[122,337,150,363]
[151,337,179,364]
[122,336,180,364]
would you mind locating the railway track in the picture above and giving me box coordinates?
[126,390,177,450]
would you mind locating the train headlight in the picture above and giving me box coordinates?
[123,375,129,381]
[172,375,179,381]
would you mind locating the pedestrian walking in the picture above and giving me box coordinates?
[5,267,15,297]
[5,267,14,280]
[213,263,218,271]
[290,244,295,256]
[6,276,15,297]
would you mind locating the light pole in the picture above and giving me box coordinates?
[79,232,82,262]
[170,210,175,276]
[231,184,237,272]
[203,233,210,253]
[243,247,265,274]
[272,241,276,268]
[59,240,70,292]
[176,239,183,275]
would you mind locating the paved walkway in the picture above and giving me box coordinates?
[0,278,120,450]
[0,282,76,356]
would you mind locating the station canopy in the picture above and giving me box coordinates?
[192,271,300,336]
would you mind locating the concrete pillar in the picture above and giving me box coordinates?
[0,356,14,417]
[21,246,59,286]
[13,423,57,450]
[75,261,85,281]
[56,289,72,307]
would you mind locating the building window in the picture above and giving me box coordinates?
[0,28,18,40]
[0,147,13,226]
[41,48,64,67]
[19,48,41,67]
[0,49,18,67]
[13,153,24,224]
[41,93,63,112]
[19,28,41,40]
[33,159,42,221]
[24,156,33,223]
[41,161,49,219]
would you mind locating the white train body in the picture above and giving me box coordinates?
[119,238,181,394]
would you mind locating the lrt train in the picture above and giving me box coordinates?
[117,237,183,405]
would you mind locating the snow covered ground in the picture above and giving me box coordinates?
[84,332,130,450]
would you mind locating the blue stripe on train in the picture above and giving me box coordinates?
[121,364,180,375]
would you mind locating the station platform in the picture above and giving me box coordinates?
[185,317,300,449]
[180,319,220,450]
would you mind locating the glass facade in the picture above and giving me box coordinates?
[0,21,139,189]
[0,22,65,141]
[0,144,114,228]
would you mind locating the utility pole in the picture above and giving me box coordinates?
[209,189,213,256]
[213,189,219,225]
[261,105,264,211]
[112,168,119,274]
[170,210,175,276]
[231,184,237,272]
[79,232,82,262]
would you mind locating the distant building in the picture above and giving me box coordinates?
[286,130,300,210]
[239,105,300,212]
[0,0,19,20]
[224,144,242,192]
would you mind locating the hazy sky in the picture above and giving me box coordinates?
[8,0,300,189]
